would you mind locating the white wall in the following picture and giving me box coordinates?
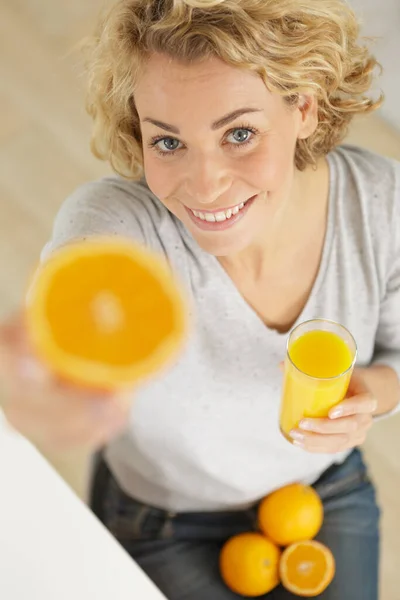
[349,0,400,130]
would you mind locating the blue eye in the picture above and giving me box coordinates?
[156,138,181,152]
[227,128,253,144]
[149,124,259,157]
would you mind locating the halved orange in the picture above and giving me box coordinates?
[26,236,188,390]
[280,540,335,597]
[219,533,281,597]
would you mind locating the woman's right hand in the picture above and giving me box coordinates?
[0,312,131,451]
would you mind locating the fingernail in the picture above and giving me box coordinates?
[371,400,378,413]
[330,407,343,419]
[293,440,305,448]
[290,430,305,441]
[18,357,48,382]
[299,419,311,430]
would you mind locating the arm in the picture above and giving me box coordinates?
[366,182,400,417]
[290,170,400,452]
[357,364,399,417]
[41,179,149,259]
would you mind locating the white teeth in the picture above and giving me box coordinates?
[190,199,249,222]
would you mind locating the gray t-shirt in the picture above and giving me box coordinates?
[42,145,400,512]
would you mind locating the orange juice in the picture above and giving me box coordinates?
[289,330,354,379]
[280,322,356,440]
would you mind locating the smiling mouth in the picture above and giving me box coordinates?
[188,197,252,223]
[184,194,258,231]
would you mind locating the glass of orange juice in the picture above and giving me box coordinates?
[279,319,357,442]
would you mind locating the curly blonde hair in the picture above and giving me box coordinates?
[84,0,383,178]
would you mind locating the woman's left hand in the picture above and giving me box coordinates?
[290,369,378,453]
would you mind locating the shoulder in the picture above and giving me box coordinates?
[330,144,400,221]
[45,175,184,257]
[330,145,400,235]
[328,145,400,284]
[54,175,168,231]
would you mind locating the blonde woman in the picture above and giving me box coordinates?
[2,0,400,598]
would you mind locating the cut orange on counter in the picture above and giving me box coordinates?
[258,483,323,546]
[280,540,335,597]
[219,533,280,597]
[26,236,188,390]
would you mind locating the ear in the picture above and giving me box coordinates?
[296,94,318,140]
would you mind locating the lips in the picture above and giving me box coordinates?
[189,198,250,223]
[185,194,258,231]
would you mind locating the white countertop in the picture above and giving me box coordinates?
[0,412,167,600]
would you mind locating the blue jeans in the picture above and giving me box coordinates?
[90,449,380,599]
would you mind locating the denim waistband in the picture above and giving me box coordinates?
[91,449,372,542]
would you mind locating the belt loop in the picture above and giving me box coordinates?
[131,505,151,537]
[159,511,176,539]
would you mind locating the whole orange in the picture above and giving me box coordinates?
[220,533,280,597]
[258,484,323,546]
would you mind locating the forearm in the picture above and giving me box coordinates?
[357,364,400,416]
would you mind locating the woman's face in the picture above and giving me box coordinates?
[135,54,316,257]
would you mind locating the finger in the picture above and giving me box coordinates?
[0,316,24,379]
[7,388,128,431]
[0,311,31,353]
[295,437,367,454]
[0,311,75,390]
[329,394,377,419]
[5,374,130,430]
[41,409,129,451]
[16,354,53,387]
[299,414,373,435]
[0,321,54,388]
[6,395,130,450]
[5,331,122,404]
[290,429,368,454]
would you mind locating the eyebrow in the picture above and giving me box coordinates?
[142,108,262,134]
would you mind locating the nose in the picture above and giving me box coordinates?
[184,152,232,206]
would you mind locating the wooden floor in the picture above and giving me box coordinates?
[1,1,400,598]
